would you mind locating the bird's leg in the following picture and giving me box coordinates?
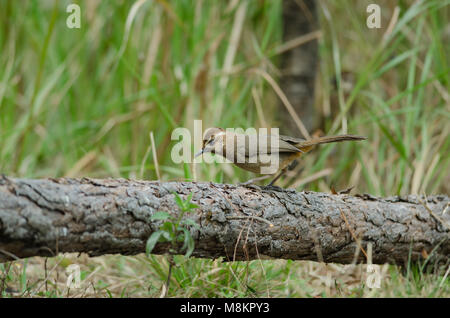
[265,160,299,189]
[238,175,271,187]
[266,167,288,187]
[287,159,298,170]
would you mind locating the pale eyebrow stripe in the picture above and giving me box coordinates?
[215,131,226,138]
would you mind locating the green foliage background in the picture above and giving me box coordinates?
[0,0,448,297]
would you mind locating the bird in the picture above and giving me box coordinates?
[195,127,366,186]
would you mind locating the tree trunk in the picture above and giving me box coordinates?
[279,0,319,135]
[0,176,448,265]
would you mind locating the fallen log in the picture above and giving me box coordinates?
[0,177,448,265]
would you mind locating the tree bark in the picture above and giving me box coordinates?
[0,176,448,265]
[279,0,319,135]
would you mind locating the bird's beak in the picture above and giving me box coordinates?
[194,149,204,158]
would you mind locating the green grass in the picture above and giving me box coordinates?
[0,0,449,297]
[2,254,449,297]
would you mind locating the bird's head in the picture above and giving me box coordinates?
[195,127,226,158]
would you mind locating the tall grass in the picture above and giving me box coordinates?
[0,0,448,297]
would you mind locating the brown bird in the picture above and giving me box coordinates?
[195,127,366,186]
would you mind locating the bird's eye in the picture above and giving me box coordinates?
[202,138,211,148]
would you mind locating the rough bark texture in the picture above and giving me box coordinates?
[279,0,319,134]
[0,177,448,265]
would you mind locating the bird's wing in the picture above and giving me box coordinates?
[263,135,302,153]
[278,134,306,144]
[231,134,302,158]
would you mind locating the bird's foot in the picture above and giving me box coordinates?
[238,183,262,191]
[261,184,285,192]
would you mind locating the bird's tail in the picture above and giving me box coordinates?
[296,135,367,148]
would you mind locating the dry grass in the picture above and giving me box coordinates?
[0,0,448,297]
[2,252,448,298]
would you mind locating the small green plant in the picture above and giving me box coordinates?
[145,192,199,297]
[146,192,199,258]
